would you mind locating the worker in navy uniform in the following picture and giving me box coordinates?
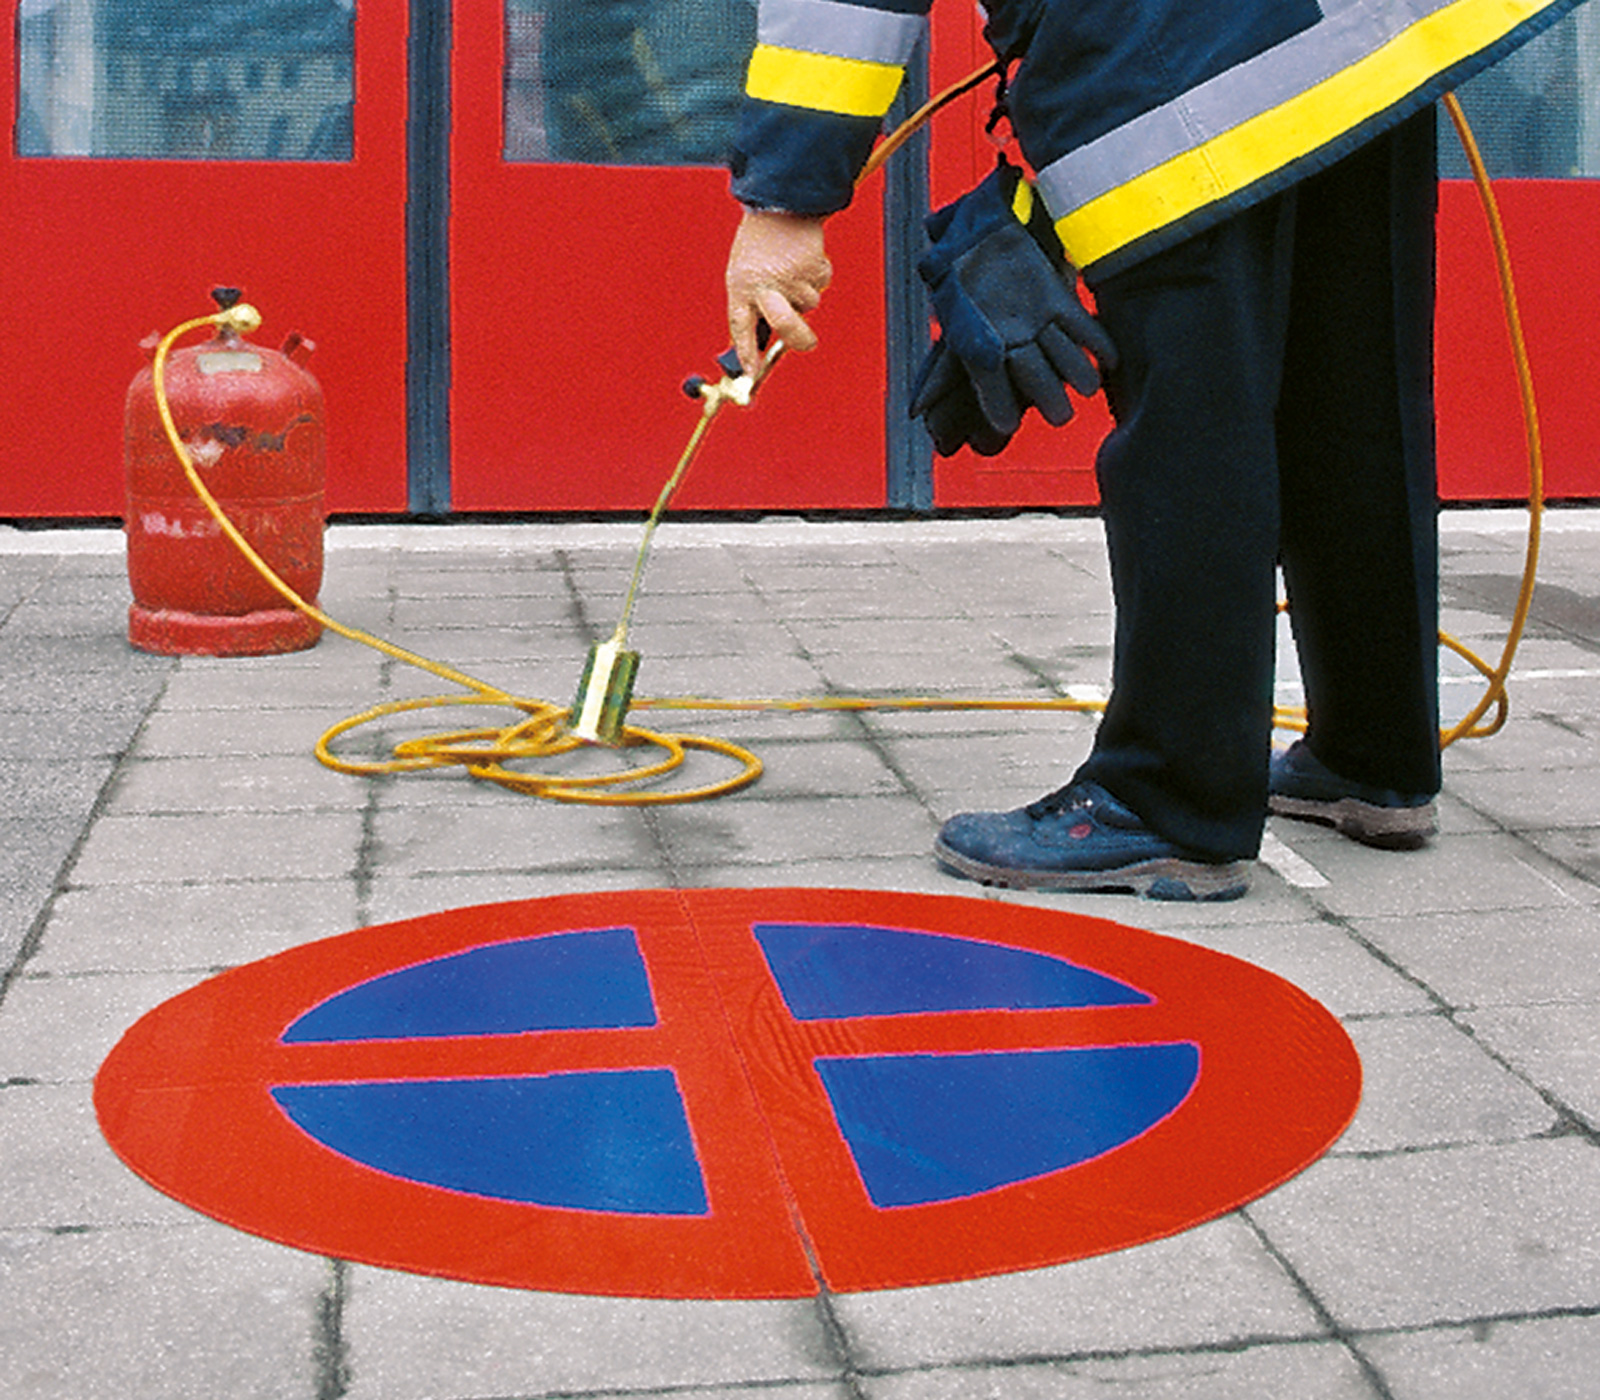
[722,0,1586,899]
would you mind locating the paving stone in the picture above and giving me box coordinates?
[860,1343,1377,1399]
[69,809,364,886]
[131,704,364,759]
[1295,833,1596,919]
[104,753,361,815]
[0,1225,327,1400]
[1460,1002,1600,1126]
[1333,1013,1558,1153]
[879,728,1095,804]
[341,1270,841,1399]
[1154,919,1436,1018]
[1520,827,1600,891]
[371,800,660,878]
[650,794,938,870]
[1245,1141,1600,1331]
[0,971,212,1083]
[1361,1313,1600,1400]
[363,867,678,926]
[155,655,388,711]
[1449,766,1600,829]
[1348,906,1600,1009]
[832,1217,1325,1366]
[32,880,362,975]
[0,1082,194,1229]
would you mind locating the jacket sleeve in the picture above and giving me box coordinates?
[730,0,934,215]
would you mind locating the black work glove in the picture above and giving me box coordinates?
[908,344,1013,457]
[910,157,1115,454]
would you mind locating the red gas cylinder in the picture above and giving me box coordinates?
[124,288,326,655]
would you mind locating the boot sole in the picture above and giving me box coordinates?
[1269,794,1436,850]
[934,839,1250,901]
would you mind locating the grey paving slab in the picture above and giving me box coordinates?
[69,809,365,886]
[1442,712,1600,773]
[1449,765,1600,830]
[0,1082,195,1229]
[1520,826,1600,890]
[155,655,390,711]
[814,646,1060,697]
[859,1343,1378,1400]
[1244,1140,1600,1331]
[1287,831,1597,919]
[32,879,364,975]
[1361,1314,1600,1400]
[0,1225,329,1400]
[0,970,212,1083]
[130,703,369,759]
[1332,1013,1558,1153]
[752,584,965,623]
[649,793,939,871]
[723,737,908,800]
[372,799,662,879]
[104,751,361,815]
[831,1216,1326,1366]
[340,1271,841,1399]
[878,726,1096,804]
[364,867,679,927]
[674,853,961,896]
[630,652,833,702]
[1347,905,1600,1010]
[1137,911,1419,1018]
[1461,1002,1600,1127]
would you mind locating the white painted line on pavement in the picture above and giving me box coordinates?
[1258,831,1330,889]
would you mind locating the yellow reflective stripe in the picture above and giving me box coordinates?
[1056,0,1551,268]
[745,44,905,119]
[1011,178,1034,226]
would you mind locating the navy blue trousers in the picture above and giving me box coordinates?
[1073,111,1443,861]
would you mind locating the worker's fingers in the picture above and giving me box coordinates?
[725,209,830,372]
[754,287,818,355]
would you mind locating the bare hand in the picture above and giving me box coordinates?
[725,209,831,373]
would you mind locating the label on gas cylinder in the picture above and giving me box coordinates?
[197,351,263,375]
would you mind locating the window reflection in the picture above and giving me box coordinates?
[505,0,756,166]
[1441,8,1600,178]
[16,0,355,161]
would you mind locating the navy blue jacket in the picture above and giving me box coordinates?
[731,0,1586,275]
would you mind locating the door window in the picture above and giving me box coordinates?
[16,0,354,159]
[1442,6,1600,178]
[504,0,755,165]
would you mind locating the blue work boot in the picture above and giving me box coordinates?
[934,781,1251,901]
[1268,739,1436,849]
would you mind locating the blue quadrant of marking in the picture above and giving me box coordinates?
[271,1070,709,1214]
[753,923,1150,1019]
[815,1044,1201,1207]
[281,928,656,1042]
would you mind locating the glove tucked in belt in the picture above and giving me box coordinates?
[911,157,1116,457]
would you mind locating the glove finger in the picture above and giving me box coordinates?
[965,415,1013,457]
[967,363,1024,437]
[1007,344,1074,427]
[923,383,984,458]
[926,381,1012,458]
[1053,297,1118,371]
[1037,321,1102,398]
[910,342,964,418]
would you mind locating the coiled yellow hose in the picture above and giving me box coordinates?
[148,90,1540,804]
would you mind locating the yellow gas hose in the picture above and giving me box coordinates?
[148,89,1541,804]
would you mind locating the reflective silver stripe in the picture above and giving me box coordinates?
[757,0,927,66]
[1034,0,1456,218]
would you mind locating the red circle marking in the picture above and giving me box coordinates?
[95,888,1359,1298]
